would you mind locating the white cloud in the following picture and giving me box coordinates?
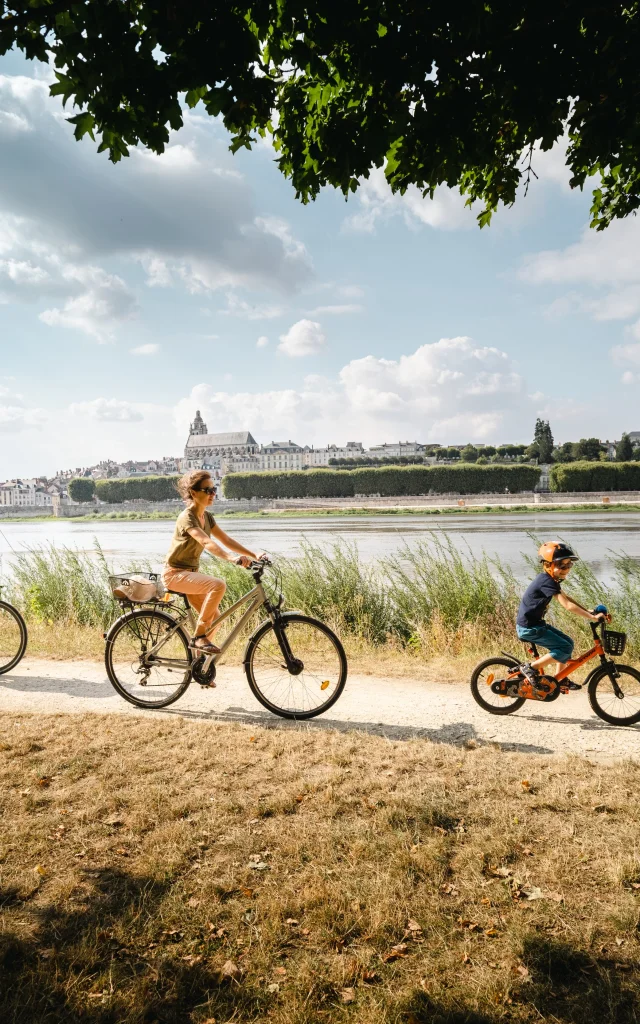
[39,267,137,341]
[343,167,477,234]
[612,342,640,368]
[307,304,363,315]
[0,382,46,433]
[256,335,269,348]
[131,343,159,356]
[69,398,144,422]
[0,72,312,338]
[621,371,638,385]
[175,336,532,445]
[222,293,284,320]
[278,319,326,358]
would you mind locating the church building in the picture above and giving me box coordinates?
[183,412,259,477]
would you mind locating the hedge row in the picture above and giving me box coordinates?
[94,475,180,503]
[222,464,541,499]
[550,461,640,492]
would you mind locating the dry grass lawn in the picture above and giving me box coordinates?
[1,713,640,1023]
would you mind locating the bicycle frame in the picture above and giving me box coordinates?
[140,580,268,672]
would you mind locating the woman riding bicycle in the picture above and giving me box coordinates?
[163,470,264,655]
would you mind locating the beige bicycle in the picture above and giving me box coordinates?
[104,558,347,718]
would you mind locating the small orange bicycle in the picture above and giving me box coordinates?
[471,605,640,726]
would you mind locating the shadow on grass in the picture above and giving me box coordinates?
[0,866,265,1024]
[398,935,640,1024]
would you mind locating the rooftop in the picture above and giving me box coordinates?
[186,431,258,449]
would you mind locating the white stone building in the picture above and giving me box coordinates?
[0,479,52,506]
[304,442,365,466]
[367,441,426,459]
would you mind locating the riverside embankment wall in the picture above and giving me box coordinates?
[2,490,640,519]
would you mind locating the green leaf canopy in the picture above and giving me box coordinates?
[2,1,639,229]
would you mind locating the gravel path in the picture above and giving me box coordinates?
[1,659,639,762]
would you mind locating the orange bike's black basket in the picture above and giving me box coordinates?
[603,630,626,656]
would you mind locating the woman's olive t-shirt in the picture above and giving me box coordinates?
[165,508,216,570]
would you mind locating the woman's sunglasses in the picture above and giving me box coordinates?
[195,485,217,495]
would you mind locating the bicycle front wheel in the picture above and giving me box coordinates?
[0,600,28,675]
[105,608,192,709]
[588,664,640,726]
[244,614,347,719]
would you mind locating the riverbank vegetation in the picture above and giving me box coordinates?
[551,461,640,491]
[4,538,639,669]
[2,712,640,1023]
[2,502,640,525]
[223,464,541,499]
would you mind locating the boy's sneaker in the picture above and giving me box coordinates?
[562,679,582,691]
[519,662,540,685]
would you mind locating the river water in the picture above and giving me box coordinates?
[0,511,638,584]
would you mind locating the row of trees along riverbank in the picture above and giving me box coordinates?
[68,476,180,503]
[550,461,640,491]
[222,464,541,499]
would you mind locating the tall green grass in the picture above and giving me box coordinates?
[3,537,639,661]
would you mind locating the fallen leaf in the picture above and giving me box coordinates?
[188,897,200,908]
[34,864,47,877]
[462,953,472,965]
[382,943,410,963]
[616,937,625,947]
[521,780,531,790]
[546,891,564,903]
[484,927,500,938]
[240,887,254,897]
[516,964,530,979]
[522,886,543,901]
[274,966,287,976]
[363,970,379,983]
[295,795,304,803]
[267,983,279,994]
[521,846,533,857]
[37,776,52,788]
[103,816,124,827]
[250,737,256,743]
[301,928,311,936]
[115,847,129,857]
[340,988,355,1004]
[440,883,459,896]
[219,960,241,981]
[407,918,422,934]
[285,918,299,926]
[248,861,269,871]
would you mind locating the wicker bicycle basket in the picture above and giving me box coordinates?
[603,629,627,656]
[109,572,164,604]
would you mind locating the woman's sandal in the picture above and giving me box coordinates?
[191,636,221,655]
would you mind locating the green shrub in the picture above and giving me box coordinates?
[68,477,96,502]
[549,461,640,492]
[95,475,180,503]
[223,464,540,499]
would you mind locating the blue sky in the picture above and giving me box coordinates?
[1,48,639,478]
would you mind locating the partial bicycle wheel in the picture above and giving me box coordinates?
[105,608,192,708]
[0,600,28,675]
[244,613,347,719]
[588,664,640,726]
[470,657,526,715]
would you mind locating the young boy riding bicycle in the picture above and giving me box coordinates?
[517,542,606,690]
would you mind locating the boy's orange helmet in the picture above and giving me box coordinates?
[538,541,579,565]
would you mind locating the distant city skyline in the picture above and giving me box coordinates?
[2,50,640,478]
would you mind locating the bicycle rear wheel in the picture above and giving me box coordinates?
[588,664,640,726]
[470,657,526,715]
[244,613,347,719]
[0,600,28,675]
[105,608,192,708]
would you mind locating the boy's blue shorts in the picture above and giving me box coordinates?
[516,623,574,662]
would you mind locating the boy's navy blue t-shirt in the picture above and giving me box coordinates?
[516,572,561,628]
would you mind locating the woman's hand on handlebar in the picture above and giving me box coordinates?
[591,610,610,623]
[233,554,254,568]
